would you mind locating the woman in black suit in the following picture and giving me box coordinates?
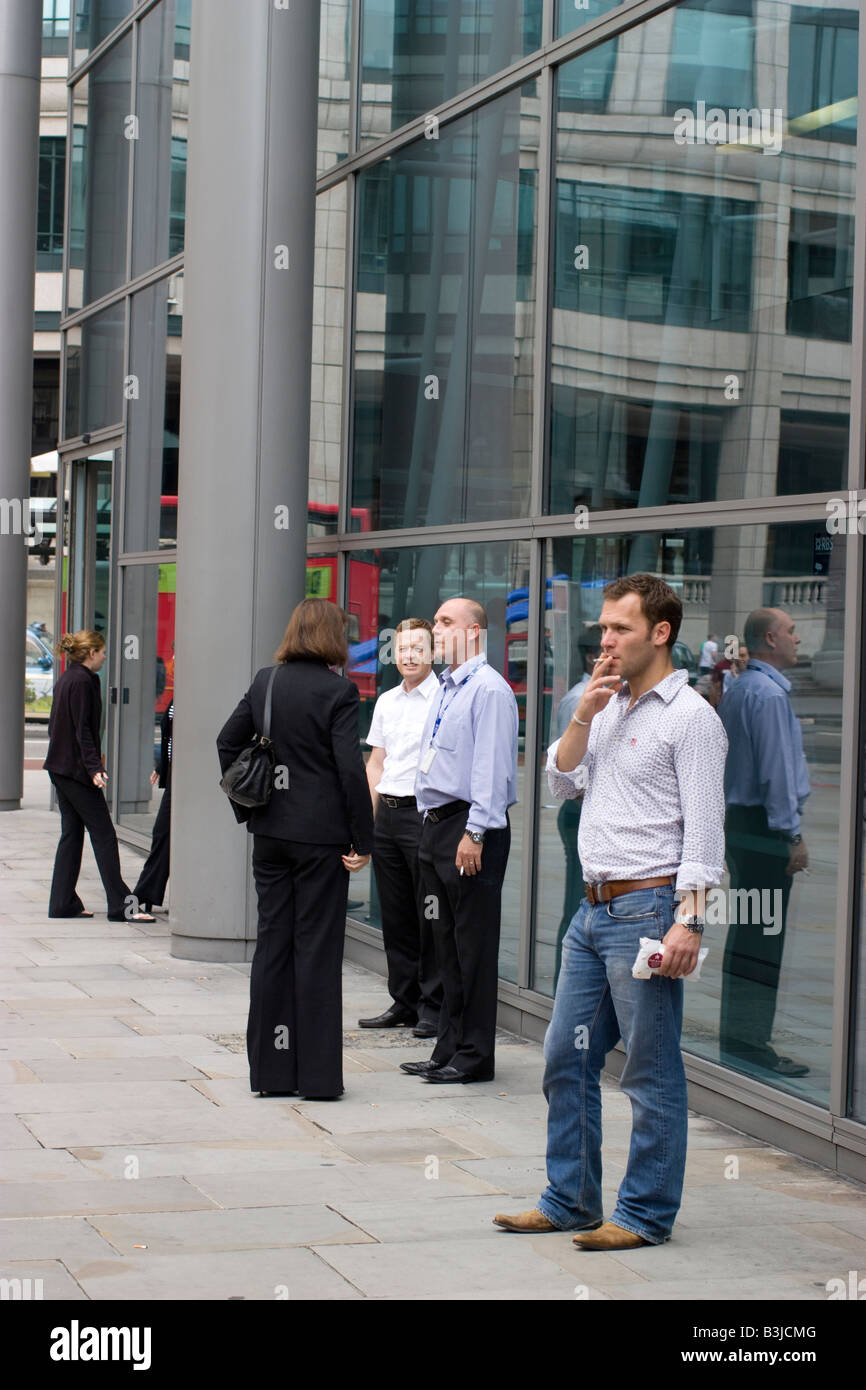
[44,630,155,923]
[217,599,374,1101]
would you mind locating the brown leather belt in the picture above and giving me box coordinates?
[584,875,675,906]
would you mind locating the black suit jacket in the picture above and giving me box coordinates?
[216,658,374,853]
[43,661,104,786]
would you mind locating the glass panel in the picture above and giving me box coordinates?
[319,0,352,172]
[340,540,530,984]
[115,561,175,833]
[352,83,538,529]
[72,0,137,66]
[64,300,125,438]
[37,136,66,270]
[125,273,183,553]
[67,33,132,310]
[533,520,844,1107]
[43,0,71,57]
[555,0,623,41]
[309,188,346,533]
[131,0,190,275]
[548,0,857,516]
[360,0,543,146]
[789,3,857,144]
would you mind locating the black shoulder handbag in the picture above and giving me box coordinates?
[219,665,280,810]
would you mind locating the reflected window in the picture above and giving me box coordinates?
[547,0,856,513]
[787,210,854,341]
[67,34,132,311]
[37,137,66,269]
[664,0,754,114]
[352,85,538,530]
[132,0,190,276]
[125,274,182,553]
[789,4,858,144]
[360,0,543,144]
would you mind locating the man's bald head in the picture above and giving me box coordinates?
[432,596,488,667]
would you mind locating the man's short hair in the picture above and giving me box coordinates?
[743,608,778,654]
[601,573,683,649]
[395,617,433,638]
[448,596,488,630]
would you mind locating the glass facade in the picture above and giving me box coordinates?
[55,0,866,1166]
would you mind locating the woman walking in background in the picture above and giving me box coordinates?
[217,599,374,1101]
[44,630,155,924]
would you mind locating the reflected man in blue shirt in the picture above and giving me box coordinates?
[400,597,518,1085]
[717,608,811,1079]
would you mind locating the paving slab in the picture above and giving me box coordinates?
[0,1260,89,1300]
[87,1203,374,1255]
[0,1216,126,1262]
[19,1103,319,1149]
[0,1177,218,1219]
[188,1158,504,1209]
[311,1235,590,1299]
[70,1144,357,1179]
[71,1246,362,1300]
[0,1079,218,1114]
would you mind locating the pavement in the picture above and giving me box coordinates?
[2,770,865,1302]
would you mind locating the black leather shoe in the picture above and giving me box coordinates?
[399,1059,443,1076]
[412,1020,438,1038]
[424,1066,493,1084]
[358,1004,417,1028]
[256,1089,298,1097]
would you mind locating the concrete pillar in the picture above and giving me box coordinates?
[170,0,320,960]
[0,2,41,812]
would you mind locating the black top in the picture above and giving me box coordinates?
[44,661,103,786]
[216,659,374,853]
[156,702,173,790]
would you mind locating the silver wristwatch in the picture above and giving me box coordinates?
[467,830,485,844]
[680,915,704,935]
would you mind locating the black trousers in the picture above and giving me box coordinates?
[372,801,443,1025]
[48,771,131,920]
[720,804,794,1060]
[418,807,510,1079]
[133,784,171,910]
[248,834,350,1096]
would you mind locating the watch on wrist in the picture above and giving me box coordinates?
[467,830,485,844]
[679,915,704,935]
[782,831,802,846]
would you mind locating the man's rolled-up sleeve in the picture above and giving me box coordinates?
[546,734,592,801]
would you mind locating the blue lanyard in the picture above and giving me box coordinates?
[429,664,484,745]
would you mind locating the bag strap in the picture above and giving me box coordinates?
[262,664,280,741]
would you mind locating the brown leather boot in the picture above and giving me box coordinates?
[572,1221,649,1250]
[493,1209,558,1233]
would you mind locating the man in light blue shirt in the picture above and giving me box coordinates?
[717,607,811,1078]
[400,597,518,1085]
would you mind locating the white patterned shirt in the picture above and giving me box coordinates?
[546,667,727,890]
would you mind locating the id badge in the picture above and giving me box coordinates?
[419,745,436,774]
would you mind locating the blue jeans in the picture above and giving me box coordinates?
[537,885,687,1244]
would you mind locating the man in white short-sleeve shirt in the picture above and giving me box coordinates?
[358,619,443,1035]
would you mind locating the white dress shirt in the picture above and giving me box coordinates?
[546,667,727,891]
[366,670,439,796]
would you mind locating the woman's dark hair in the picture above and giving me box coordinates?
[274,598,349,666]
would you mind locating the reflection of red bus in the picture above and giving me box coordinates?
[307,503,378,700]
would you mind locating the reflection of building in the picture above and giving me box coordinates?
[1,0,865,1176]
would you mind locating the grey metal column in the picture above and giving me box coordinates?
[0,3,41,812]
[171,0,319,959]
